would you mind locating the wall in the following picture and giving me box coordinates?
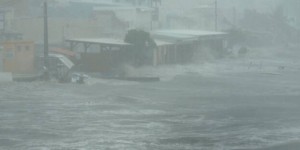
[2,41,35,74]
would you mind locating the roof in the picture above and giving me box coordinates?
[50,48,76,57]
[66,38,173,49]
[66,38,132,47]
[155,40,173,46]
[94,6,153,12]
[152,30,227,42]
[48,54,74,69]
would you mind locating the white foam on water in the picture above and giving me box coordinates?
[85,77,139,86]
[117,47,300,83]
[2,47,300,150]
[122,63,221,81]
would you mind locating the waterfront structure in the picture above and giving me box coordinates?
[152,30,227,64]
[2,41,36,74]
[65,29,227,73]
[66,38,131,73]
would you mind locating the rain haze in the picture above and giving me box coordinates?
[1,0,300,149]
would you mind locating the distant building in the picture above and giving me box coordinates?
[93,6,153,32]
[159,0,200,29]
[2,41,36,74]
[9,0,158,45]
[0,0,29,17]
[0,7,16,33]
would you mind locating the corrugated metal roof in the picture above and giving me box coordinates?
[153,30,226,37]
[66,38,132,46]
[154,40,173,46]
[152,30,227,42]
[67,38,173,48]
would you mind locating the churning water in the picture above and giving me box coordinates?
[1,47,300,150]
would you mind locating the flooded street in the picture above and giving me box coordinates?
[1,48,300,150]
[1,0,300,149]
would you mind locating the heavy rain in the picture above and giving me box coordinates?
[1,0,300,149]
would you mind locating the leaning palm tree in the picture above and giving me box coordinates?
[124,29,157,66]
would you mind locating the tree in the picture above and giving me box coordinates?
[124,29,157,66]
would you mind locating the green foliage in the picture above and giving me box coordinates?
[124,29,156,49]
[124,29,157,66]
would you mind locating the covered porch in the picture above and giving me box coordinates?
[65,38,132,73]
[152,30,228,64]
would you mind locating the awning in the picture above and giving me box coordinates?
[50,48,76,57]
[66,38,132,47]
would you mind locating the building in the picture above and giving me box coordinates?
[66,38,132,73]
[65,29,227,74]
[0,0,29,17]
[8,0,158,45]
[2,41,36,74]
[93,5,154,32]
[152,30,227,64]
[159,0,201,29]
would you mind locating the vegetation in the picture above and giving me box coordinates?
[124,29,157,66]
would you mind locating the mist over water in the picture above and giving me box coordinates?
[1,0,300,149]
[1,46,300,150]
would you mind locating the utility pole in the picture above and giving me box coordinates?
[215,0,218,31]
[44,1,49,69]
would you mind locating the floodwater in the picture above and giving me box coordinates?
[1,47,300,150]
